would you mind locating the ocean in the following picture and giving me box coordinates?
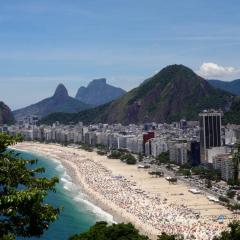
[12,149,114,240]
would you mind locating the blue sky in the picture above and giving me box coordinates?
[1,0,240,109]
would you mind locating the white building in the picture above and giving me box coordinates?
[151,138,168,157]
[169,142,188,165]
[213,154,234,181]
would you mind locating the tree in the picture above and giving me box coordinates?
[69,221,149,240]
[206,179,212,188]
[226,190,236,199]
[0,133,60,239]
[158,232,183,240]
[156,152,170,164]
[213,221,240,240]
[108,150,123,159]
[125,154,137,165]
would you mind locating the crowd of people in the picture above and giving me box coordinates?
[16,143,240,240]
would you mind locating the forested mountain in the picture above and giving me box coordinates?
[208,79,240,96]
[41,65,234,125]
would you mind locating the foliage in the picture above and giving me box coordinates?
[0,133,60,239]
[223,97,240,125]
[177,168,191,177]
[226,190,236,199]
[156,152,170,164]
[124,154,137,165]
[191,166,221,181]
[219,196,230,204]
[108,150,123,159]
[227,178,240,186]
[213,221,240,240]
[69,221,149,240]
[158,232,183,240]
[80,144,93,152]
[97,150,107,156]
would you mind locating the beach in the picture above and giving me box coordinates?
[13,142,239,240]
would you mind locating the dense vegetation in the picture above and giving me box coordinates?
[208,79,240,96]
[108,150,137,165]
[213,221,240,240]
[69,222,149,240]
[0,133,60,239]
[223,97,240,125]
[70,221,240,240]
[156,152,170,164]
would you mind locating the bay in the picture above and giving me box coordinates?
[12,149,113,240]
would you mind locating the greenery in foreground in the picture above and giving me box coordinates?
[0,133,60,239]
[70,221,240,240]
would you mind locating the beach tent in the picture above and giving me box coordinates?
[217,215,225,223]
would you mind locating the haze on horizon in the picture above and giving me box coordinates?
[1,0,240,110]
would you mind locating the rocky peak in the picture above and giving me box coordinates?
[88,78,107,87]
[53,84,69,99]
[0,101,15,125]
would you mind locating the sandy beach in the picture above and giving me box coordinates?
[13,142,239,240]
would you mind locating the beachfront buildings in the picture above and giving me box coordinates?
[2,110,240,183]
[213,154,235,181]
[169,142,188,165]
[199,110,222,164]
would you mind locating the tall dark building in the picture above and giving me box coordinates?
[190,141,200,166]
[199,110,222,164]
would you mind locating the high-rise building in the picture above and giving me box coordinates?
[199,110,222,164]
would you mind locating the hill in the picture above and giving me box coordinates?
[0,101,15,125]
[223,97,240,125]
[208,79,240,96]
[41,65,234,125]
[75,78,126,106]
[13,84,91,121]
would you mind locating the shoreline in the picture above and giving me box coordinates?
[11,144,157,239]
[13,142,239,240]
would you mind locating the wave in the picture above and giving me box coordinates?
[10,148,115,224]
[53,158,115,223]
[74,194,115,223]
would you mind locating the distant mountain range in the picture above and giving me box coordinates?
[13,84,90,121]
[75,78,126,106]
[0,101,15,125]
[41,64,235,125]
[208,79,240,96]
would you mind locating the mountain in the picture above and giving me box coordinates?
[13,84,91,121]
[75,78,126,106]
[0,101,15,125]
[223,97,240,125]
[41,65,234,125]
[208,79,240,96]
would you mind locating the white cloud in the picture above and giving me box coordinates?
[197,62,240,78]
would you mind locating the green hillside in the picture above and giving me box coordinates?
[41,65,234,125]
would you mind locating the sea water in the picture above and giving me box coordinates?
[12,150,114,240]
